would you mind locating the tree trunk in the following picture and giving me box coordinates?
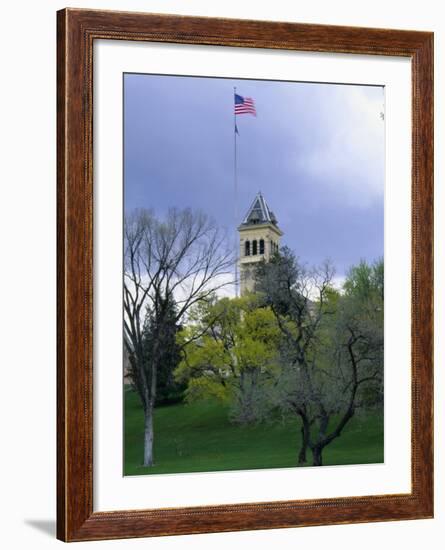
[312,445,323,466]
[143,406,154,467]
[298,426,308,465]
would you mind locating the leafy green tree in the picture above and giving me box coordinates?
[339,258,384,409]
[175,295,281,424]
[343,258,384,302]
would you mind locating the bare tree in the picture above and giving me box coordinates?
[255,247,383,466]
[124,208,234,466]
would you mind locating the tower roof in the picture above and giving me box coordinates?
[241,192,278,227]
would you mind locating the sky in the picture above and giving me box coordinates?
[124,73,384,283]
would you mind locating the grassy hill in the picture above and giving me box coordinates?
[124,388,383,476]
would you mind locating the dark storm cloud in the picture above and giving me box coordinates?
[124,73,384,278]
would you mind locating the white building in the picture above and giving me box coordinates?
[238,192,283,295]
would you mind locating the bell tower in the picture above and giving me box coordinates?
[238,192,283,295]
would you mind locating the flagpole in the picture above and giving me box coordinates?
[234,86,239,297]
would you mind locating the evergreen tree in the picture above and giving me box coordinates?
[141,299,185,406]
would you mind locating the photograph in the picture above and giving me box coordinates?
[123,73,385,476]
[51,5,433,543]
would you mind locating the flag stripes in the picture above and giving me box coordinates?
[234,93,256,116]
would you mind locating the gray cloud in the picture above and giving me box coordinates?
[124,74,384,278]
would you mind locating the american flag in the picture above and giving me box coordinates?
[234,93,256,116]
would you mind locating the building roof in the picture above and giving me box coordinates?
[241,192,278,226]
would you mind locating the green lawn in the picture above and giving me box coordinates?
[124,388,384,476]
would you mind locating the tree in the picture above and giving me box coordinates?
[124,208,234,466]
[175,295,281,424]
[339,258,384,410]
[254,248,383,466]
[343,258,384,302]
[140,299,184,406]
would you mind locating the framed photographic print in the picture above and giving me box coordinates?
[57,8,433,542]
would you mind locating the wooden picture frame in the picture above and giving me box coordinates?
[57,8,433,542]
